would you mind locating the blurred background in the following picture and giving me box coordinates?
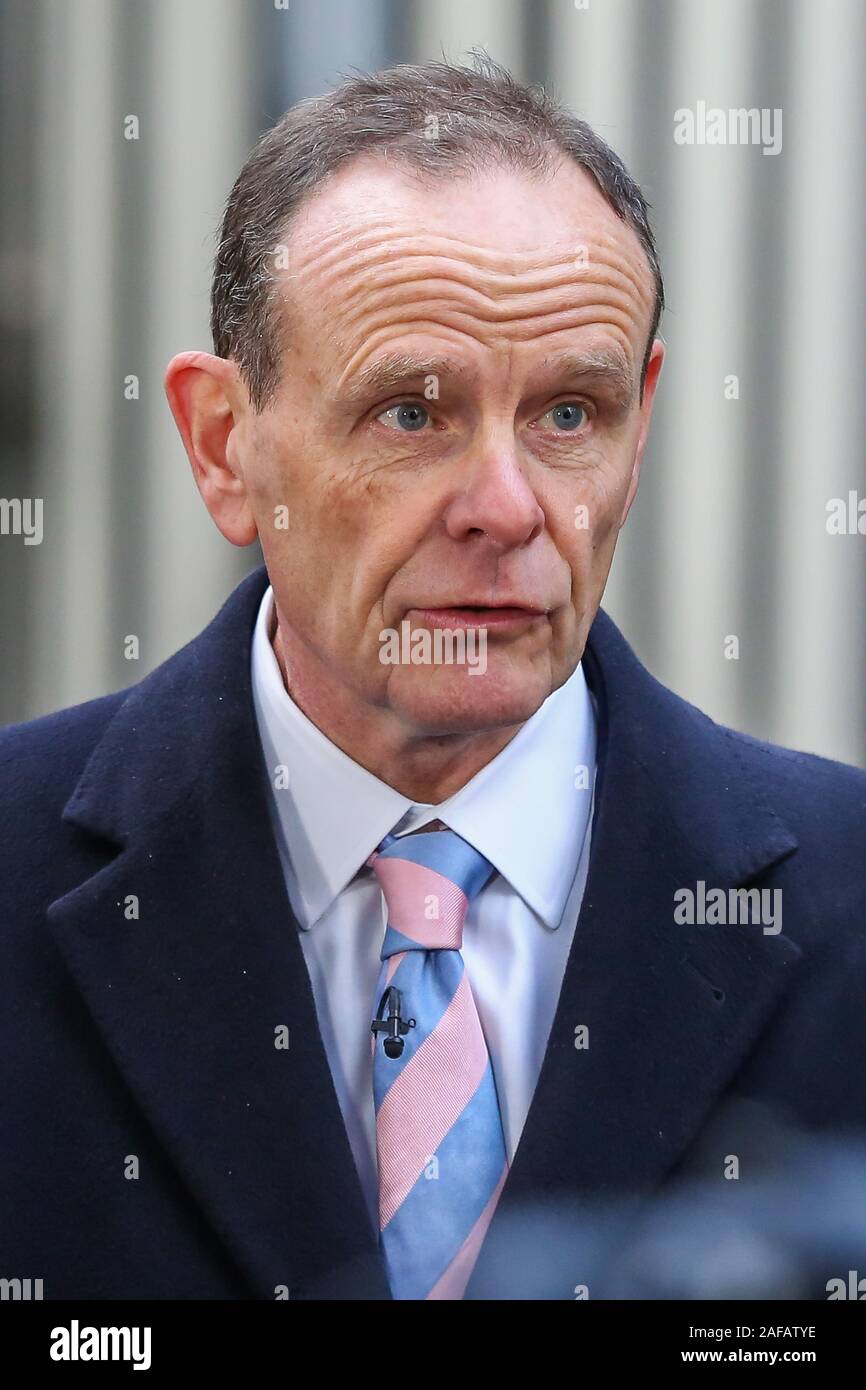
[1,0,864,765]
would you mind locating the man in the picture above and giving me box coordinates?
[2,58,865,1302]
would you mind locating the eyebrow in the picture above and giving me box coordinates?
[333,352,477,405]
[538,349,636,411]
[333,346,635,410]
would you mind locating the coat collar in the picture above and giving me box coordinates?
[47,564,801,1299]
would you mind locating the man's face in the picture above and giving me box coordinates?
[240,154,662,737]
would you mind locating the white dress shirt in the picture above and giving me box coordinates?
[250,585,597,1234]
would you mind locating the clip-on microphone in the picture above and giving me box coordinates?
[371,985,416,1059]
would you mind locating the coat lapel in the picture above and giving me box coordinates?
[46,565,391,1299]
[466,609,802,1297]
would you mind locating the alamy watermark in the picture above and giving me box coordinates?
[1,1276,43,1299]
[827,1270,866,1299]
[0,497,43,545]
[49,1321,151,1371]
[379,620,487,675]
[674,102,782,156]
[826,491,865,535]
[674,880,782,935]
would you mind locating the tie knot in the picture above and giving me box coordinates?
[368,826,494,958]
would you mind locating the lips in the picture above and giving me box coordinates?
[408,604,547,630]
[410,600,546,613]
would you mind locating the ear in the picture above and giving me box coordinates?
[619,337,665,528]
[163,350,259,546]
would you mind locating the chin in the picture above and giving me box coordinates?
[387,661,553,737]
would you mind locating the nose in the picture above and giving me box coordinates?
[443,437,545,551]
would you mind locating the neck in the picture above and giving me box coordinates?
[271,618,523,803]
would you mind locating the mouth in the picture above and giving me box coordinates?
[408,604,548,631]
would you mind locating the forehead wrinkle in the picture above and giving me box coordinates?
[307,240,651,317]
[285,217,656,379]
[335,292,645,364]
[301,239,654,360]
[317,237,651,336]
[324,255,649,317]
[331,269,647,336]
[293,216,655,389]
[291,213,648,279]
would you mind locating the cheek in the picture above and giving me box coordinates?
[250,427,363,555]
[295,461,440,639]
[240,427,314,566]
[321,450,442,556]
[545,452,631,568]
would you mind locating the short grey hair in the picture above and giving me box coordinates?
[211,54,664,411]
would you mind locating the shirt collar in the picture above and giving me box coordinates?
[251,585,596,931]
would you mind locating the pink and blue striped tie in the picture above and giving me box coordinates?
[368,825,510,1300]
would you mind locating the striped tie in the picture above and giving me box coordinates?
[368,824,510,1300]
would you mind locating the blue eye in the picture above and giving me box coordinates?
[377,402,431,432]
[542,402,586,431]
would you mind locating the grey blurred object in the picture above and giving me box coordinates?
[467,1102,866,1299]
